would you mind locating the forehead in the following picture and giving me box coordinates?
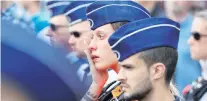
[165,1,189,5]
[50,15,69,25]
[93,24,115,35]
[69,20,91,32]
[120,53,142,66]
[191,17,207,34]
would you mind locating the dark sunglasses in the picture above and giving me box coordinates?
[50,23,69,31]
[50,23,56,31]
[71,31,81,38]
[192,32,207,40]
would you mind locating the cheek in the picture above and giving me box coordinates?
[59,35,68,41]
[76,39,83,48]
[55,28,62,34]
[193,43,203,53]
[102,43,117,61]
[95,47,118,69]
[101,41,110,48]
[52,31,61,38]
[128,71,139,86]
[128,69,148,87]
[190,42,199,52]
[105,51,118,67]
[97,40,109,52]
[82,35,92,46]
[53,34,61,41]
[73,39,88,53]
[200,40,207,55]
[79,37,89,48]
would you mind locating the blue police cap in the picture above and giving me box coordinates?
[86,1,151,30]
[64,1,94,26]
[109,18,180,61]
[46,1,71,17]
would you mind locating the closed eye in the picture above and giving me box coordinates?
[96,31,106,40]
[122,64,134,70]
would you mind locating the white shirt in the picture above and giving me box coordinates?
[200,60,207,80]
[104,70,118,87]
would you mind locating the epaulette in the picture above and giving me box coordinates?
[98,81,126,101]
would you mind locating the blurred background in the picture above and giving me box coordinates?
[1,0,207,101]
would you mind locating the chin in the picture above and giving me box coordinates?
[95,63,109,70]
[74,51,85,58]
[123,92,133,100]
[191,53,201,60]
[73,52,79,57]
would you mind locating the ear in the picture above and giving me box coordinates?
[149,63,166,80]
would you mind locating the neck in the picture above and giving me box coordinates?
[113,64,120,74]
[141,84,174,101]
[201,60,207,80]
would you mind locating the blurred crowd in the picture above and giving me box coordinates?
[1,0,207,101]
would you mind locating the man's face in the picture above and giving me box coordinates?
[118,53,152,100]
[132,0,157,13]
[188,17,207,60]
[164,1,191,15]
[47,15,71,50]
[88,24,118,70]
[68,20,92,57]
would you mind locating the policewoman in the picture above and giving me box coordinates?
[81,1,151,101]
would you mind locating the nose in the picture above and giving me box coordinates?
[68,35,76,45]
[188,35,194,46]
[88,39,97,52]
[46,28,53,37]
[117,68,126,82]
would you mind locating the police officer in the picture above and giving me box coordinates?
[111,18,180,101]
[81,1,151,100]
[108,18,181,101]
[83,17,181,100]
[184,10,207,101]
[46,1,71,50]
[46,1,93,89]
[81,1,179,101]
[64,1,95,87]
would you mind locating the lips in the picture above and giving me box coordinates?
[91,55,100,62]
[120,84,129,91]
[70,46,76,51]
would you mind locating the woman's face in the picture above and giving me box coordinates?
[88,24,118,70]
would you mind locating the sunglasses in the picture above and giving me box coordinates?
[71,31,81,38]
[70,30,92,39]
[50,23,69,31]
[192,32,207,40]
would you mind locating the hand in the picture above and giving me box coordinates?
[84,50,108,87]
